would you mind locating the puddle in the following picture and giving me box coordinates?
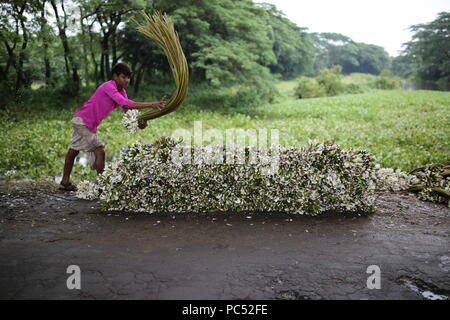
[398,276,449,300]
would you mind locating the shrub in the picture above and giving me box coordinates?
[371,70,401,90]
[95,137,378,215]
[344,83,365,94]
[317,65,345,96]
[294,77,327,99]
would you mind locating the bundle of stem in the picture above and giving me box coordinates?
[134,12,189,122]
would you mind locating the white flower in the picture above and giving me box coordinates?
[122,109,141,134]
[93,138,380,215]
[375,167,417,191]
[76,180,101,200]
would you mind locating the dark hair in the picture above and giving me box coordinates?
[111,62,132,78]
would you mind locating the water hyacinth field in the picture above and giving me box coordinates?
[0,86,449,187]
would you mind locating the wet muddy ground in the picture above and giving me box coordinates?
[0,182,448,300]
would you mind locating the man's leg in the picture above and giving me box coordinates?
[94,146,105,175]
[61,148,79,185]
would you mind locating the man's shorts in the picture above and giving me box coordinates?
[70,117,104,170]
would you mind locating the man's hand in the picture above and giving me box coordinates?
[138,119,148,130]
[152,95,167,110]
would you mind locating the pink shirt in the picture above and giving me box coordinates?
[74,80,135,133]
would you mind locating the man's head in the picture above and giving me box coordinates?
[111,62,132,89]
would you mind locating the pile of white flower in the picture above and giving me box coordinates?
[410,164,450,205]
[374,163,449,206]
[76,180,101,200]
[95,137,378,215]
[374,167,420,191]
[121,109,140,134]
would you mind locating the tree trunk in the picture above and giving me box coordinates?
[3,40,17,75]
[15,3,28,91]
[50,0,70,77]
[79,7,90,88]
[101,36,110,80]
[112,30,117,66]
[133,58,150,95]
[40,1,52,86]
[50,0,79,95]
[87,22,99,84]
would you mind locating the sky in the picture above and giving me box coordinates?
[255,0,450,57]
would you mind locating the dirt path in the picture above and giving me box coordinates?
[0,183,449,300]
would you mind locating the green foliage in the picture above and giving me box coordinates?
[403,11,450,90]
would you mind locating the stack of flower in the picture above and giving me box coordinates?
[96,137,378,215]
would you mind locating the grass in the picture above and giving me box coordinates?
[0,83,449,183]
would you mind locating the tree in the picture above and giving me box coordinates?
[121,0,280,90]
[403,11,450,90]
[257,3,314,79]
[356,43,391,75]
[391,55,415,79]
[80,0,145,81]
[312,32,390,75]
[312,33,358,74]
[0,0,34,94]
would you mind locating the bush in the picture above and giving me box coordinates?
[294,77,327,99]
[295,66,345,99]
[344,83,365,94]
[95,137,378,215]
[371,70,401,90]
[317,65,345,96]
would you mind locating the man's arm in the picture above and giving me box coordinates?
[128,96,167,110]
[128,102,160,110]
